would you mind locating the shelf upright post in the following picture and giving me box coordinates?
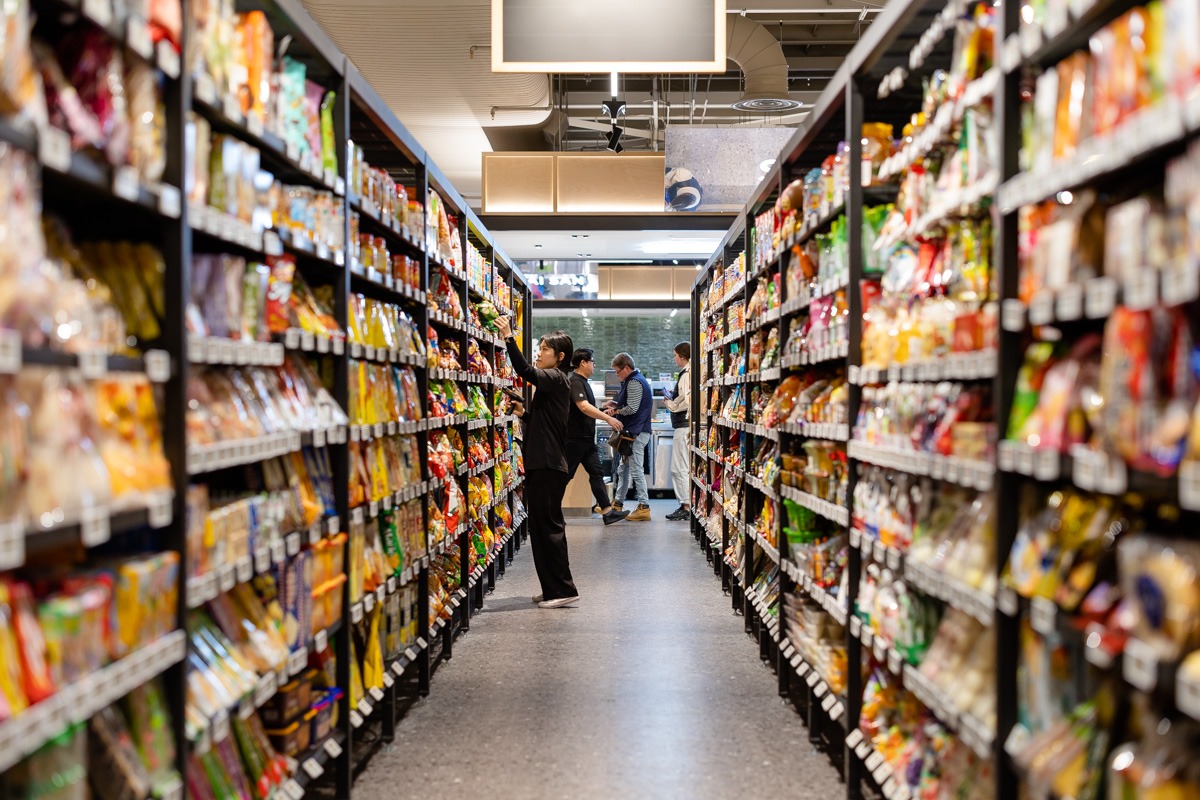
[333,65,355,799]
[455,209,471,635]
[416,158,433,696]
[994,0,1022,793]
[690,280,701,546]
[483,250,497,604]
[739,233,755,633]
[773,164,792,700]
[843,75,866,800]
[164,22,191,788]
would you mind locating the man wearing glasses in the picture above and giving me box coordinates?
[604,352,654,522]
[566,349,629,526]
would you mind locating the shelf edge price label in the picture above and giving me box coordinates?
[0,520,26,571]
[382,672,395,688]
[81,505,112,547]
[38,126,73,173]
[211,710,230,743]
[1029,596,1057,636]
[314,630,328,653]
[369,686,385,702]
[357,698,373,717]
[349,710,364,729]
[1123,637,1159,691]
[283,779,305,800]
[323,738,343,759]
[1180,461,1200,512]
[288,647,308,676]
[78,348,108,379]
[255,673,276,706]
[82,0,113,26]
[302,758,323,780]
[113,166,140,202]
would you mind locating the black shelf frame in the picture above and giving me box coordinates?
[1,1,532,798]
[691,0,1200,798]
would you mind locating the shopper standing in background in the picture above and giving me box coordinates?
[605,352,654,521]
[662,342,692,521]
[496,316,580,609]
[566,348,631,526]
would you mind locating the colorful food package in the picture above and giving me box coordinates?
[265,255,296,333]
[233,11,272,117]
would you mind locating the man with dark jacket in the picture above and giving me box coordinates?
[497,316,579,609]
[567,348,630,526]
[605,352,654,521]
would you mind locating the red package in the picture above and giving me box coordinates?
[9,581,55,703]
[265,256,296,334]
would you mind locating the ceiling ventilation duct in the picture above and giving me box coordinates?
[726,15,803,112]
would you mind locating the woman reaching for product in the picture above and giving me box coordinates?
[495,315,580,609]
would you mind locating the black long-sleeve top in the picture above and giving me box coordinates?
[506,338,569,472]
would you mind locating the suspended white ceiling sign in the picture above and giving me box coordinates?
[492,0,726,73]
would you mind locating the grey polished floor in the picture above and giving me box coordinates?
[353,499,844,800]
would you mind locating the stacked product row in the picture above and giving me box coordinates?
[0,0,532,799]
[690,0,1200,799]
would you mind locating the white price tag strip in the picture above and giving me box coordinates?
[39,126,73,173]
[1123,637,1159,691]
[289,647,308,676]
[1030,596,1057,636]
[302,759,323,780]
[81,506,112,547]
[324,738,343,759]
[283,779,305,800]
[211,711,230,743]
[350,710,364,729]
[113,166,139,202]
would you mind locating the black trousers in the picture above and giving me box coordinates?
[527,468,577,600]
[565,438,611,510]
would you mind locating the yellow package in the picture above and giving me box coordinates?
[348,517,364,603]
[364,608,383,691]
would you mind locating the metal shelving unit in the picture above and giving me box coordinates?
[0,0,531,797]
[696,4,1200,800]
[691,0,1200,798]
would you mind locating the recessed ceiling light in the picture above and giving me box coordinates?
[641,238,720,255]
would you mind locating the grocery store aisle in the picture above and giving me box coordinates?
[354,499,843,800]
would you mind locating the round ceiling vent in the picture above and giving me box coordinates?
[731,96,806,112]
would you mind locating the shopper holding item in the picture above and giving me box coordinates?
[496,315,579,609]
[566,348,630,526]
[606,352,654,521]
[662,342,692,521]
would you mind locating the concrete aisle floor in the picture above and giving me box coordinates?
[353,499,844,800]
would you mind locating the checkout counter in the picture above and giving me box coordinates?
[562,371,680,516]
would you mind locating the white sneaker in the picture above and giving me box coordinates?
[532,594,543,603]
[538,596,580,609]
